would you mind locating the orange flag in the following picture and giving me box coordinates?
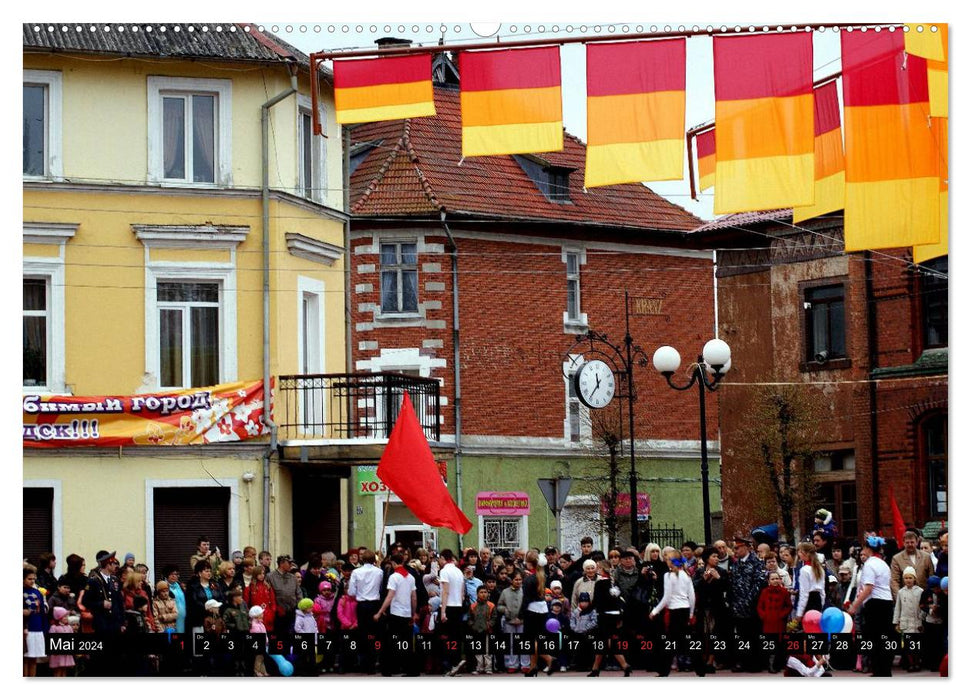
[459,47,563,157]
[914,117,948,263]
[713,33,815,214]
[584,39,685,187]
[793,81,845,223]
[842,30,939,251]
[905,25,948,118]
[334,54,435,124]
[696,128,715,192]
[376,392,472,534]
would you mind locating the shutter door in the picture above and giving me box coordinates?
[153,487,229,581]
[23,487,54,563]
[292,471,342,564]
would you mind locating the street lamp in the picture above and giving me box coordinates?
[652,338,731,545]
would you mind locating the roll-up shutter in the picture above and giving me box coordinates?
[153,487,229,581]
[23,487,54,562]
[292,471,342,564]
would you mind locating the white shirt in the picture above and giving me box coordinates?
[651,570,695,617]
[796,565,827,616]
[859,556,892,602]
[387,571,416,618]
[347,563,383,601]
[439,562,465,608]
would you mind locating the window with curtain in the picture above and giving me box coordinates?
[23,84,46,176]
[299,109,316,201]
[380,241,418,314]
[566,252,581,321]
[923,414,947,518]
[161,92,216,183]
[23,278,48,387]
[157,281,220,388]
[804,284,846,362]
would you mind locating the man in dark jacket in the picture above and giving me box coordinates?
[728,535,765,672]
[267,555,299,635]
[84,550,125,634]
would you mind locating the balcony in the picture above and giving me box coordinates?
[276,373,442,449]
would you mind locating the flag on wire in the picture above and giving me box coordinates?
[905,24,948,118]
[914,117,949,263]
[696,128,716,192]
[793,81,845,223]
[376,392,472,535]
[841,30,940,251]
[459,47,563,157]
[713,33,815,214]
[333,54,436,124]
[584,39,686,187]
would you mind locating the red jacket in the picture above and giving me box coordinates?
[757,585,792,634]
[244,582,277,630]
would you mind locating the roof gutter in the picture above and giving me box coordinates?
[440,211,464,551]
[261,64,298,552]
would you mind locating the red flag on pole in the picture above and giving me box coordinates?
[376,392,472,534]
[889,485,906,545]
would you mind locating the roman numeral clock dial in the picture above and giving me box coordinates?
[574,359,616,409]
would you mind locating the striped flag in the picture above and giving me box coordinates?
[793,81,845,223]
[584,39,685,188]
[905,24,948,118]
[696,128,716,192]
[713,33,815,214]
[842,30,940,251]
[333,54,435,124]
[914,117,948,263]
[459,47,563,157]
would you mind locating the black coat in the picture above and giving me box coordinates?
[185,579,225,630]
[83,571,125,633]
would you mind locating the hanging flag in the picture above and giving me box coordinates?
[584,39,685,187]
[888,485,907,547]
[376,392,472,534]
[459,46,563,157]
[713,33,815,214]
[914,117,949,263]
[905,24,948,117]
[842,30,939,251]
[793,81,845,223]
[696,128,716,192]
[333,54,435,124]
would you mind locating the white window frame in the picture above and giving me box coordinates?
[144,262,237,390]
[147,76,232,187]
[23,258,67,394]
[562,248,588,333]
[296,276,326,431]
[478,514,529,551]
[379,239,420,315]
[23,70,63,181]
[564,355,591,444]
[297,95,326,204]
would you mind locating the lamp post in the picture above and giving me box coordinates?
[652,339,731,545]
[563,291,649,550]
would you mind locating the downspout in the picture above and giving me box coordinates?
[261,66,298,551]
[865,252,880,532]
[440,212,463,550]
[343,125,354,551]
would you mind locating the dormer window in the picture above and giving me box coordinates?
[513,155,574,204]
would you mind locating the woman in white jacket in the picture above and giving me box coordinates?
[649,547,703,676]
[794,542,827,623]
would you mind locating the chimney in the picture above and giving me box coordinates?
[375,37,413,50]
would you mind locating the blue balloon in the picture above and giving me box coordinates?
[820,607,844,635]
[270,654,294,677]
[545,618,561,633]
[941,576,948,591]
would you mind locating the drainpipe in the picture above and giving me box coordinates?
[261,65,298,551]
[440,212,463,550]
[343,125,354,551]
[865,252,880,533]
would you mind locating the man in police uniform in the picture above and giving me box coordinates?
[84,549,125,634]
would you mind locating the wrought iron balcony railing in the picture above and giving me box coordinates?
[277,373,441,443]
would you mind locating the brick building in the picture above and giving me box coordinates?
[345,60,720,554]
[695,211,947,542]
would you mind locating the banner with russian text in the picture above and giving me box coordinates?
[23,380,269,448]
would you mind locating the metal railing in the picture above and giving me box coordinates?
[277,373,441,443]
[640,523,685,551]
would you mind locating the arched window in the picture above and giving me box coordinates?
[921,413,948,519]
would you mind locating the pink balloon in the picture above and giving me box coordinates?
[802,610,822,633]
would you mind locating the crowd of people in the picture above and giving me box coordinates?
[23,513,949,678]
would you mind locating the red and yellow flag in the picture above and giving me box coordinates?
[914,117,948,263]
[713,33,815,214]
[696,128,716,192]
[334,54,435,124]
[584,39,685,188]
[842,30,939,251]
[459,47,563,157]
[905,24,948,118]
[793,81,845,223]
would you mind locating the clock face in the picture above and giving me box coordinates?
[575,360,616,409]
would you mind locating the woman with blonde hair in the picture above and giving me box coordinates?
[794,541,827,623]
[122,570,156,630]
[216,560,237,596]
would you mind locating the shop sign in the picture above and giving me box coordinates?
[476,491,530,516]
[358,461,448,495]
[601,492,651,517]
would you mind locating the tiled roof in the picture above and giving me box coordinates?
[349,87,702,233]
[23,23,331,81]
[691,209,793,233]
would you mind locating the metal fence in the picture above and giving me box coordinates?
[640,523,685,550]
[277,373,441,442]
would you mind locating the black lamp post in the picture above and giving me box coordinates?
[652,339,731,545]
[564,291,649,550]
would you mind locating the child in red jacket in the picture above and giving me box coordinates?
[757,571,793,672]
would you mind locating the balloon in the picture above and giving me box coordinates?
[270,654,294,677]
[941,577,948,591]
[545,618,561,633]
[820,607,844,635]
[840,610,854,634]
[413,623,421,635]
[802,610,822,633]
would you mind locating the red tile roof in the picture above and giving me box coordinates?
[349,87,701,232]
[691,209,793,233]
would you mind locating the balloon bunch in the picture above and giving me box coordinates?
[802,608,853,636]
